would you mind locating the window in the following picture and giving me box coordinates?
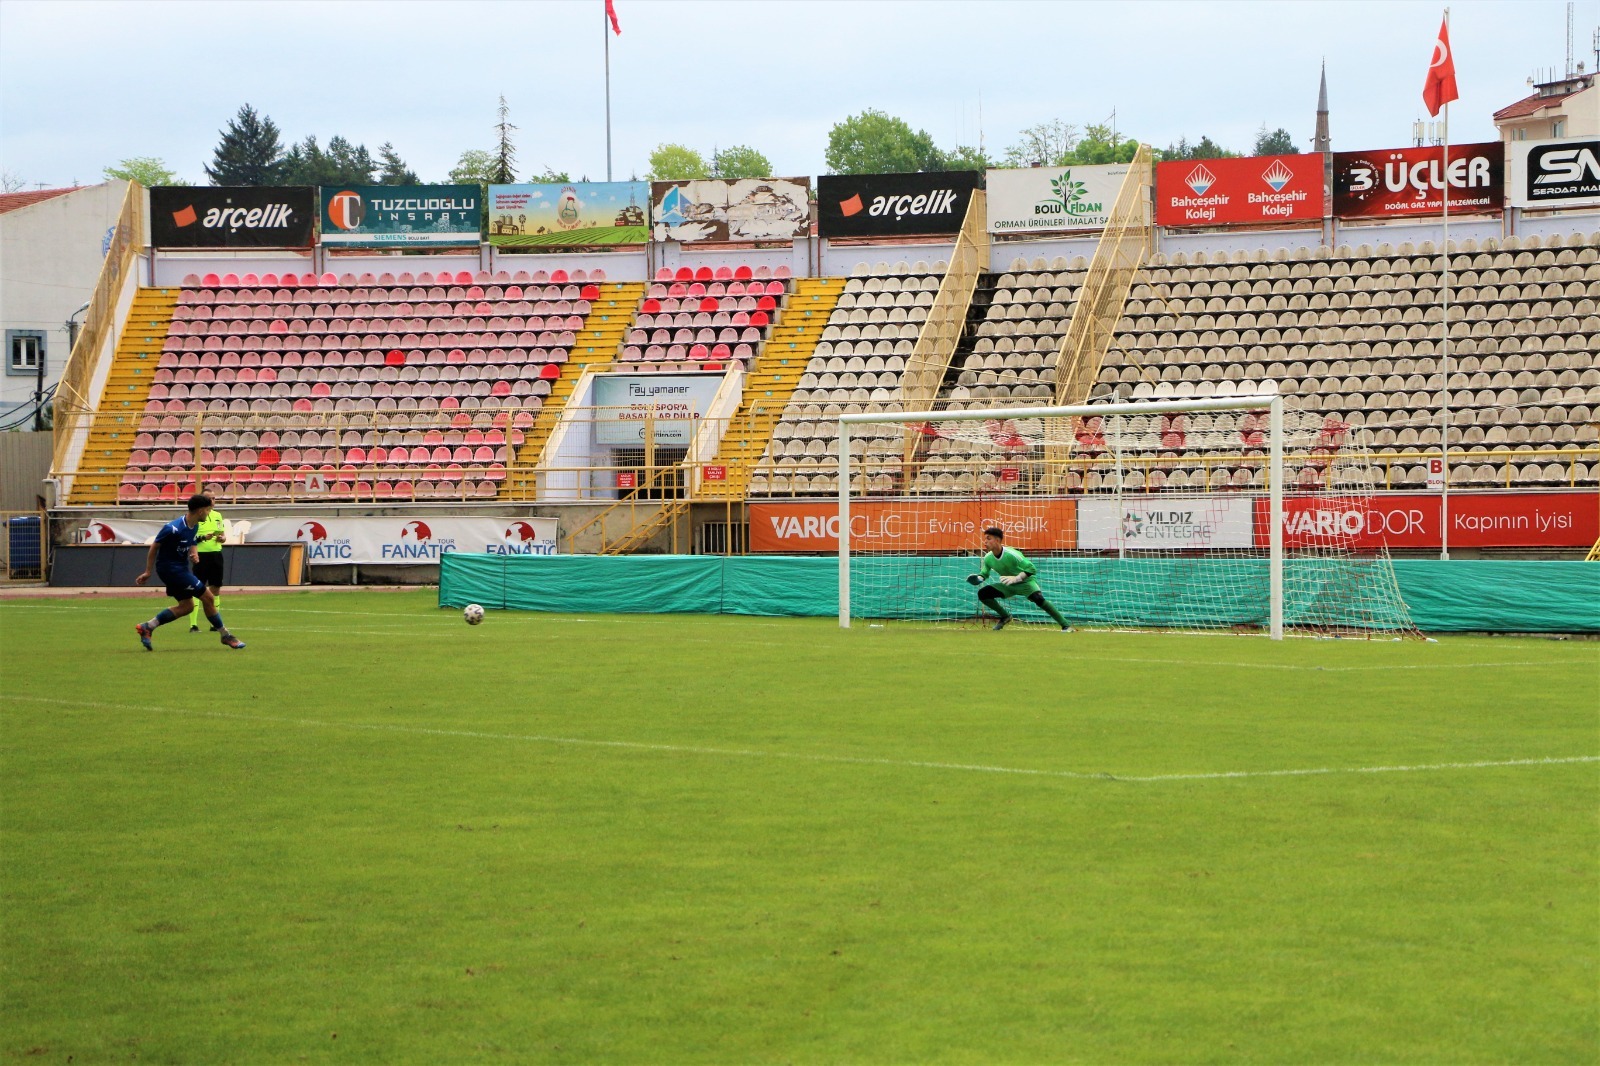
[1552,119,1566,138]
[6,331,45,376]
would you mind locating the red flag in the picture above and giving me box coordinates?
[1422,15,1458,117]
[605,0,621,35]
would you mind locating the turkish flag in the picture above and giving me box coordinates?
[1422,15,1458,117]
[605,0,621,34]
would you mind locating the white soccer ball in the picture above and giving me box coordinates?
[463,603,485,625]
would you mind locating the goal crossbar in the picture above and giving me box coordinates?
[837,395,1286,637]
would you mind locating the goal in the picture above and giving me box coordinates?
[835,392,1418,639]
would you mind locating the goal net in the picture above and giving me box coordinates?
[836,392,1419,638]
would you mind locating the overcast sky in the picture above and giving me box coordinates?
[1,0,1592,189]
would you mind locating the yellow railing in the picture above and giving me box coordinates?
[52,181,145,475]
[898,189,990,415]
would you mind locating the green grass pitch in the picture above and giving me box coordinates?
[2,589,1596,1063]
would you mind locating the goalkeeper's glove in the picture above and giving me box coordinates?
[966,574,984,586]
[1000,574,1027,585]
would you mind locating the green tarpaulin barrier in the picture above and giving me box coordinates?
[440,554,1600,633]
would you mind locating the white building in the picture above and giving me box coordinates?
[1493,72,1598,143]
[0,182,129,419]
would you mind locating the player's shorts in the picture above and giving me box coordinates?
[192,551,224,588]
[984,579,1041,599]
[157,566,206,601]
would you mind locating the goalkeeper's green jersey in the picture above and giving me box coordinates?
[978,545,1040,593]
[195,511,226,553]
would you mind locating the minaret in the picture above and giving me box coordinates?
[1313,60,1331,154]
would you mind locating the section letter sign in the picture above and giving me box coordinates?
[487,182,649,247]
[1333,142,1504,218]
[1155,154,1324,227]
[150,186,316,248]
[319,184,481,247]
[651,177,810,243]
[986,164,1134,233]
[1508,136,1600,210]
[591,373,724,445]
[816,171,979,238]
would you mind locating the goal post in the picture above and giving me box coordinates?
[836,393,1417,639]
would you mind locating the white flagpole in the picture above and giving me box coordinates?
[604,4,613,181]
[1438,7,1452,560]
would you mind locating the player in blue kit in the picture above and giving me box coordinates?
[133,494,246,651]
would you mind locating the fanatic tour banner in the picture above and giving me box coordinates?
[80,517,560,563]
[1155,154,1325,227]
[1333,142,1504,219]
[320,184,481,247]
[488,182,649,247]
[1508,136,1600,210]
[986,164,1137,234]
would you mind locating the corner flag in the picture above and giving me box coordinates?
[1422,15,1458,117]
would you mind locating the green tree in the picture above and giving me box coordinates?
[1002,119,1080,167]
[528,166,573,183]
[449,149,498,185]
[103,157,181,186]
[824,110,942,174]
[279,136,326,185]
[1253,125,1300,156]
[204,104,284,185]
[376,144,419,185]
[939,144,992,172]
[1161,136,1238,162]
[1062,123,1141,166]
[647,143,710,180]
[712,144,772,179]
[324,136,376,185]
[492,95,518,184]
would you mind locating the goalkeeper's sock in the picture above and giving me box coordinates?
[1038,598,1069,628]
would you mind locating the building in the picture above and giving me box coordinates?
[1493,71,1598,143]
[0,181,129,420]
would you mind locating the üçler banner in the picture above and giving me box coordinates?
[1332,142,1504,218]
[1259,491,1597,550]
[816,171,979,238]
[986,164,1133,233]
[320,184,481,246]
[748,499,1077,553]
[1077,495,1254,550]
[1155,154,1325,227]
[487,182,650,247]
[1508,136,1600,209]
[150,186,317,248]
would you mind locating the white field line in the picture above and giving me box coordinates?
[5,695,1595,785]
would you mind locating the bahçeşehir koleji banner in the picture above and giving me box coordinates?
[487,182,649,247]
[320,184,482,246]
[150,186,316,248]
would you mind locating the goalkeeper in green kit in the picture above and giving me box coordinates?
[967,527,1073,632]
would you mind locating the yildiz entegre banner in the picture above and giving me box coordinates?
[1333,142,1504,219]
[651,177,811,243]
[150,186,316,248]
[816,171,979,238]
[1508,136,1600,210]
[986,164,1135,233]
[487,182,649,247]
[320,185,481,246]
[1154,154,1325,227]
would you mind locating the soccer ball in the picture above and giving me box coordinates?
[463,604,485,625]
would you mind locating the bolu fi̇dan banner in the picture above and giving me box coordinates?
[1155,154,1324,227]
[1333,142,1504,219]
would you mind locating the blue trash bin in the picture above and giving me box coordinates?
[7,515,42,576]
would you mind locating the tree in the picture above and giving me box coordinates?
[377,143,419,185]
[824,110,943,174]
[103,157,181,186]
[324,136,376,185]
[528,166,573,184]
[0,170,25,193]
[647,143,710,181]
[449,149,498,185]
[939,144,992,172]
[1003,119,1080,168]
[1161,136,1238,161]
[1253,125,1299,156]
[204,104,284,186]
[492,94,518,184]
[712,144,772,179]
[1062,123,1141,166]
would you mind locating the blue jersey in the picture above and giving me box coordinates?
[153,516,199,573]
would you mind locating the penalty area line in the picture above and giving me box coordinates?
[5,694,1597,785]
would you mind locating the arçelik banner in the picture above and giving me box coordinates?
[816,171,979,238]
[150,186,316,248]
[1155,154,1324,227]
[986,164,1134,233]
[81,516,560,563]
[1261,491,1596,550]
[650,177,811,243]
[320,184,481,246]
[749,499,1077,553]
[487,182,649,247]
[1508,136,1600,210]
[1332,142,1504,218]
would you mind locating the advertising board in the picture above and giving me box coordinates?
[1332,142,1504,218]
[320,184,481,246]
[816,171,978,238]
[650,177,811,242]
[1154,154,1324,227]
[487,182,649,246]
[986,164,1133,233]
[150,186,316,248]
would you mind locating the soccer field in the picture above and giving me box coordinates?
[2,589,1596,1063]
